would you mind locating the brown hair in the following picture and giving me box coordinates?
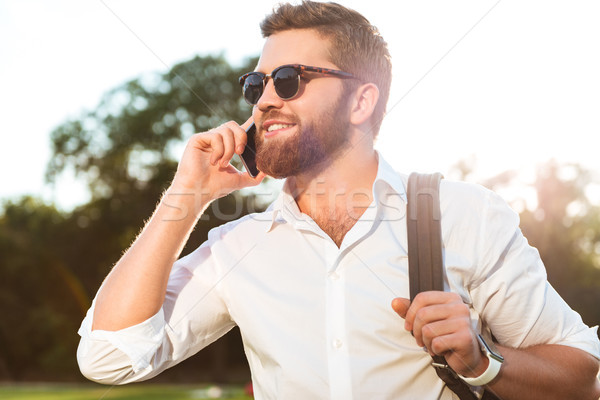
[260,1,392,136]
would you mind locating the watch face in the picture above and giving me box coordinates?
[477,334,504,363]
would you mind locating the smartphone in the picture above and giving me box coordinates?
[240,122,260,178]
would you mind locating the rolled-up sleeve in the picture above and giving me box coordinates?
[77,226,237,384]
[77,304,166,384]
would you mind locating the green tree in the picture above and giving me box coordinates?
[1,54,263,381]
[518,161,600,327]
[0,196,86,379]
[46,54,257,201]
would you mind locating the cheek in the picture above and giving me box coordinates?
[298,79,345,108]
[288,96,333,127]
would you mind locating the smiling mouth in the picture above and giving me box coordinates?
[267,123,294,133]
[263,122,296,138]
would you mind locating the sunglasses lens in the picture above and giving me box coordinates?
[273,67,300,100]
[243,73,264,105]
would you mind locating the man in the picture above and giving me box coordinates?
[77,1,600,399]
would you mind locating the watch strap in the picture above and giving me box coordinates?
[459,348,502,386]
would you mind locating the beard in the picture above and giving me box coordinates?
[255,93,352,179]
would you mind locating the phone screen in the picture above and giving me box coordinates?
[240,122,260,178]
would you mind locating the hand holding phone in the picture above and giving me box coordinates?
[240,122,260,178]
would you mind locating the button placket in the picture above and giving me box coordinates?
[325,252,353,398]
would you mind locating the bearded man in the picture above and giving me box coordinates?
[77,2,600,399]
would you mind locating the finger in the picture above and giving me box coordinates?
[209,133,225,166]
[219,124,237,167]
[257,171,266,179]
[412,301,469,329]
[428,321,475,357]
[404,291,462,331]
[233,122,250,155]
[430,329,483,376]
[420,318,464,356]
[243,169,266,186]
[411,291,462,309]
[222,164,266,191]
[240,116,254,131]
[391,297,411,319]
[252,171,267,182]
[236,117,255,154]
[410,302,470,347]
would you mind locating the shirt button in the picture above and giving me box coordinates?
[329,272,340,280]
[333,339,343,349]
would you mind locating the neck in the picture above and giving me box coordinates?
[288,144,379,246]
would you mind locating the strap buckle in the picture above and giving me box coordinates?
[431,361,450,369]
[431,359,461,381]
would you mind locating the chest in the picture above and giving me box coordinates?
[311,208,362,247]
[221,220,414,346]
[215,223,447,397]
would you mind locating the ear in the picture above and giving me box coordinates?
[349,83,380,126]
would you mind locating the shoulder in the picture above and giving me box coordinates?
[440,179,493,210]
[438,179,524,289]
[176,207,276,273]
[439,179,519,230]
[207,208,276,247]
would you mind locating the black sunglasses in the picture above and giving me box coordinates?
[239,64,357,105]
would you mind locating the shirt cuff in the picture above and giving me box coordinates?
[78,304,166,373]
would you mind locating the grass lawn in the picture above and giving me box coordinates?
[0,383,254,400]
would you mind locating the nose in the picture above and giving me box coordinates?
[256,78,284,111]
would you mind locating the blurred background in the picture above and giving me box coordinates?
[1,0,599,395]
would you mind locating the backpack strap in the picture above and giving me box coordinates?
[407,173,496,400]
[407,172,445,299]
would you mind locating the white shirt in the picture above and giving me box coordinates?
[77,155,600,399]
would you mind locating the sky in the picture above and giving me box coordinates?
[1,0,599,210]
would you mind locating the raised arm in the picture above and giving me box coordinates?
[92,119,264,332]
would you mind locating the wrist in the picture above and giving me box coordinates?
[469,353,490,378]
[459,334,504,386]
[169,174,206,195]
[161,185,211,221]
[460,353,502,386]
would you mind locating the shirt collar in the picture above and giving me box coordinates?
[372,153,408,206]
[265,179,307,232]
[265,152,407,232]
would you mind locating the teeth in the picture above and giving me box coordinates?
[267,124,292,132]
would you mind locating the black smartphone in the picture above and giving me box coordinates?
[240,122,260,178]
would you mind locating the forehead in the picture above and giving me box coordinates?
[256,29,334,72]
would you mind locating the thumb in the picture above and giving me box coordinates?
[221,164,265,191]
[391,297,411,319]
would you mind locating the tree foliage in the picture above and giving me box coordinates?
[46,54,256,200]
[0,197,78,379]
[517,161,600,325]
